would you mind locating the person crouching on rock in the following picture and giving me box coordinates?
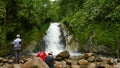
[45,51,54,68]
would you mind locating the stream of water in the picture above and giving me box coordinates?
[44,23,65,55]
[30,22,81,56]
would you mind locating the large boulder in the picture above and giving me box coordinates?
[56,51,70,61]
[22,57,49,68]
[83,53,94,59]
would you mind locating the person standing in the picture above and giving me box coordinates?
[13,34,22,64]
[45,51,54,68]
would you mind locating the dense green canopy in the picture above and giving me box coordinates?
[0,0,51,56]
[0,0,120,56]
[57,0,120,54]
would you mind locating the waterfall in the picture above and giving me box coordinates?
[30,22,81,56]
[44,23,65,55]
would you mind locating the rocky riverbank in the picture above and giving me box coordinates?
[0,51,120,68]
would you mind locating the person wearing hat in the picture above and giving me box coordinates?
[12,34,22,64]
[45,51,54,68]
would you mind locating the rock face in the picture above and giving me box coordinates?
[56,50,70,61]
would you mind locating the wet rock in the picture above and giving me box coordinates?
[56,51,70,61]
[71,65,80,68]
[70,56,80,60]
[117,59,120,62]
[0,57,4,62]
[87,63,96,68]
[13,64,21,68]
[71,60,77,65]
[80,65,88,68]
[8,60,14,64]
[66,65,71,68]
[97,65,105,68]
[0,62,3,66]
[106,64,114,68]
[78,54,85,59]
[66,59,72,65]
[87,56,95,62]
[107,58,114,65]
[115,63,120,68]
[1,63,14,68]
[21,56,28,63]
[54,60,66,68]
[95,57,103,62]
[78,59,88,65]
[83,53,94,59]
[2,59,9,63]
[22,57,49,68]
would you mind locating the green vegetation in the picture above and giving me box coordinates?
[0,0,50,56]
[0,0,120,56]
[56,0,120,54]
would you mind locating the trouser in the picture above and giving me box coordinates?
[14,47,20,64]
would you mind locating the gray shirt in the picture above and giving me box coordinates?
[13,38,22,47]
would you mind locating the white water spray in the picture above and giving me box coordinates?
[44,23,64,55]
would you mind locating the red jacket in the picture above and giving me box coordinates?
[36,51,46,61]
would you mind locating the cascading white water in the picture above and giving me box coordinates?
[29,22,81,56]
[44,23,64,55]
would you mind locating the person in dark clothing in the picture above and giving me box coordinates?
[12,34,22,64]
[45,51,54,68]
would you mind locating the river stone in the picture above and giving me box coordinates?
[87,56,95,62]
[56,50,70,61]
[95,57,103,62]
[78,59,88,65]
[0,57,4,62]
[8,60,14,64]
[106,64,114,68]
[2,59,9,63]
[13,64,22,68]
[87,63,96,68]
[71,60,78,65]
[66,59,72,65]
[83,53,94,59]
[96,65,105,68]
[117,59,120,62]
[22,57,49,68]
[66,65,71,68]
[71,65,80,68]
[0,62,3,66]
[70,56,80,60]
[54,61,66,68]
[107,58,114,65]
[80,65,88,68]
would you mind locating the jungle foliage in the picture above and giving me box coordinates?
[0,0,120,56]
[0,0,51,56]
[55,0,120,54]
